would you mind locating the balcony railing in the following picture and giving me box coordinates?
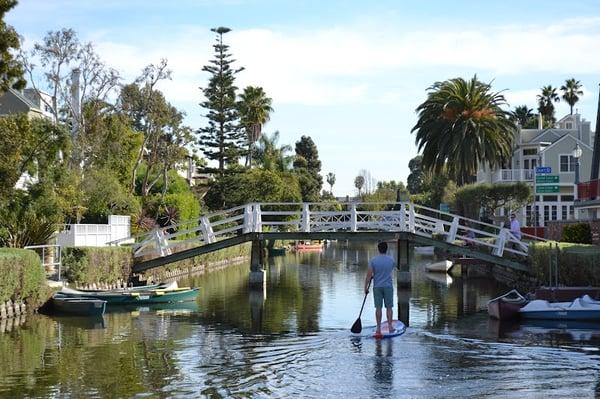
[577,179,600,201]
[492,169,535,183]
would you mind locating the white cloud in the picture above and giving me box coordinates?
[85,17,600,107]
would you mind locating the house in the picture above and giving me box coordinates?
[0,88,53,119]
[575,88,600,221]
[477,113,594,227]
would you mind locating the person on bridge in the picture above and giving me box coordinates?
[510,213,522,240]
[364,241,395,337]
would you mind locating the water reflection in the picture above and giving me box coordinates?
[0,241,599,398]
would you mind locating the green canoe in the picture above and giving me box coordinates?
[59,287,199,305]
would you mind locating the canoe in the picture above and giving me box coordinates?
[52,294,106,316]
[414,246,434,255]
[425,260,453,273]
[519,295,600,320]
[70,281,178,294]
[487,289,528,320]
[58,287,199,305]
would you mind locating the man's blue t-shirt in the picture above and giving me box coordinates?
[369,255,395,288]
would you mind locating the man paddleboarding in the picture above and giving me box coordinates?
[364,241,395,337]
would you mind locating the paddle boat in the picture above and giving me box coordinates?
[58,285,199,305]
[487,289,528,320]
[52,293,107,316]
[519,295,600,320]
[425,260,453,273]
[414,246,434,256]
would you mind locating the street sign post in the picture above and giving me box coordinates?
[536,175,559,184]
[536,185,560,193]
[536,167,552,174]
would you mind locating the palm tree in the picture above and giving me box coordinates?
[326,172,336,194]
[510,105,534,127]
[238,86,273,167]
[354,175,365,196]
[537,85,560,125]
[560,78,583,115]
[253,131,293,172]
[411,76,515,186]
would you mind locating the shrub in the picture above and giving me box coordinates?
[561,223,593,244]
[0,248,46,306]
[529,241,600,286]
[63,247,133,285]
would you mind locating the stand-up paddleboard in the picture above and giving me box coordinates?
[352,320,406,339]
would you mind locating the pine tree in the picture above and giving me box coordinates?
[198,27,245,174]
[293,135,323,201]
[0,0,26,94]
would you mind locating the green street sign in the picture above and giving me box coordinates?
[536,175,559,184]
[536,185,559,193]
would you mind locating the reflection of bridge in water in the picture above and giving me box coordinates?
[118,202,543,291]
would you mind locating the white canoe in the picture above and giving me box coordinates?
[414,246,435,255]
[425,260,453,273]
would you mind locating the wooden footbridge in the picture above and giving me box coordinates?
[112,202,543,286]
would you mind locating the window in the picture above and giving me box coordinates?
[524,159,529,170]
[531,159,537,168]
[570,206,575,219]
[561,195,574,202]
[561,205,568,220]
[544,206,550,222]
[551,205,557,220]
[560,155,575,172]
[543,195,558,202]
[566,122,573,129]
[526,206,532,225]
[523,149,537,156]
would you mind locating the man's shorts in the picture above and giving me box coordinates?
[373,287,393,309]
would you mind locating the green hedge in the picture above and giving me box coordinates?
[0,248,46,306]
[529,241,600,286]
[561,223,593,244]
[63,247,133,285]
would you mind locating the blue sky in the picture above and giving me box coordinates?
[7,0,600,195]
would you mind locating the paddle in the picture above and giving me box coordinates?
[351,278,372,334]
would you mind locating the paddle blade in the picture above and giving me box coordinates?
[350,317,362,334]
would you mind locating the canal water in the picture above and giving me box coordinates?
[1,242,600,398]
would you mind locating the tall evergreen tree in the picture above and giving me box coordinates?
[293,135,323,201]
[0,0,26,94]
[198,27,245,174]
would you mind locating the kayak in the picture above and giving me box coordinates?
[352,320,406,339]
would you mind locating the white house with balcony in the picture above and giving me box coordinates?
[477,113,594,227]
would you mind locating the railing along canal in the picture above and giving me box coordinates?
[116,202,544,261]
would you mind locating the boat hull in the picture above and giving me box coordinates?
[53,295,106,316]
[520,310,600,321]
[487,300,523,320]
[58,288,199,305]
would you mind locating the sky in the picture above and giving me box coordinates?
[7,0,600,196]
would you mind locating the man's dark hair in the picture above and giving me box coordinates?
[377,241,388,254]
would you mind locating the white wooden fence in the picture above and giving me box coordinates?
[122,202,544,260]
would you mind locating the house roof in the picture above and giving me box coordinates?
[539,132,593,154]
[8,88,41,110]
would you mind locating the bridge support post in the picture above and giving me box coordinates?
[397,286,410,326]
[249,285,266,332]
[249,239,266,288]
[396,239,411,288]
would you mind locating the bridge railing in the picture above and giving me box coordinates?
[128,202,544,260]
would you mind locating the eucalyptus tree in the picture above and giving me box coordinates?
[536,85,560,125]
[510,105,534,127]
[560,78,583,115]
[412,76,514,186]
[198,27,245,174]
[326,172,336,194]
[238,86,273,167]
[0,0,26,94]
